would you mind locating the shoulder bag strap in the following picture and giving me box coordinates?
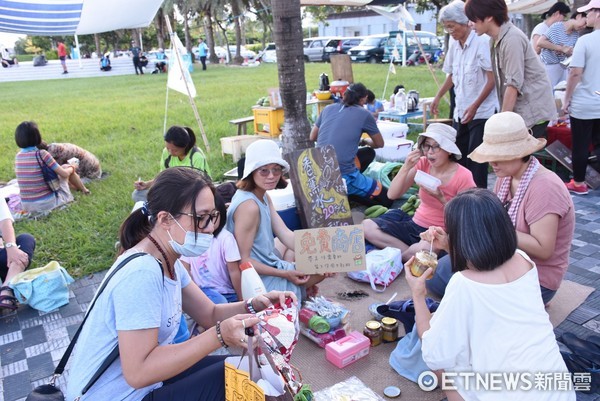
[54,252,146,376]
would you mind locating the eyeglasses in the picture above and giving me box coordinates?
[443,24,457,34]
[257,166,283,177]
[420,143,442,153]
[179,210,220,229]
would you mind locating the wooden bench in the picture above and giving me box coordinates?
[229,116,255,136]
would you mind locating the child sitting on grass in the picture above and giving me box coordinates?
[181,194,242,305]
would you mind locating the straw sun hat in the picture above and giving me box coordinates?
[468,112,546,163]
[242,140,290,180]
[417,123,462,159]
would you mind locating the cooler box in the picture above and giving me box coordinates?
[326,331,370,368]
[267,184,302,231]
[377,121,408,139]
[375,138,414,163]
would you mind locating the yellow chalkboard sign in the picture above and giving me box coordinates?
[284,145,353,228]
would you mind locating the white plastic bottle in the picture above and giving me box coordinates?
[395,88,407,114]
[240,261,267,300]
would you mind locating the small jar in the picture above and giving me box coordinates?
[381,317,399,342]
[363,320,382,347]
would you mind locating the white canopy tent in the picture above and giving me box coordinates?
[0,0,163,35]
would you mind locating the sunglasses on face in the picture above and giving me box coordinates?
[257,166,283,177]
[420,143,442,153]
[179,210,220,229]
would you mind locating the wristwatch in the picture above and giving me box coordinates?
[4,242,17,248]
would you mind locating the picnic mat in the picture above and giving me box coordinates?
[290,273,593,400]
[291,273,444,401]
[547,279,594,328]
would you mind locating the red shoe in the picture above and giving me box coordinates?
[566,179,589,195]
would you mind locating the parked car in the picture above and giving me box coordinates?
[347,34,388,63]
[382,30,443,64]
[258,43,277,63]
[228,45,256,61]
[303,37,335,62]
[323,36,364,61]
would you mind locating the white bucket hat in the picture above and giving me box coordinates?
[417,123,462,159]
[242,140,290,180]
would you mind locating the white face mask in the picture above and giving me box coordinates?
[167,218,213,257]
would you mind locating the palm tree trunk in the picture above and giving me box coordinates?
[155,8,165,50]
[94,34,101,56]
[231,0,244,64]
[204,13,219,64]
[271,0,312,153]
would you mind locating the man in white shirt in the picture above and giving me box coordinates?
[0,198,35,312]
[430,0,498,188]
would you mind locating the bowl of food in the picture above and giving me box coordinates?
[315,90,331,100]
[410,250,438,279]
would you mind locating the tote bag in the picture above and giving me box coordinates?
[9,261,74,312]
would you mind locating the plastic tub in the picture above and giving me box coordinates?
[374,138,413,162]
[414,170,442,191]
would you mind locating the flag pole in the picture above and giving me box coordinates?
[164,16,211,152]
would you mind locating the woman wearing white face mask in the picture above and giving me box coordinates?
[66,167,296,401]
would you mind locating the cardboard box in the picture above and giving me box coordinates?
[326,331,370,368]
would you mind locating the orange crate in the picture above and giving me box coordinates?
[252,106,285,137]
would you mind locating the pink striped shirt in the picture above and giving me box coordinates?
[15,148,59,204]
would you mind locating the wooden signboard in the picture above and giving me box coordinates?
[330,54,354,83]
[284,145,353,228]
[545,140,600,189]
[294,225,366,274]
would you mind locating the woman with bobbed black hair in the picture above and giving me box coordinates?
[133,125,211,202]
[406,188,575,401]
[67,167,295,400]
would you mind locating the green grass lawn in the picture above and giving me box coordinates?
[0,62,447,276]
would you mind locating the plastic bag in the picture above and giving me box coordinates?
[363,161,402,189]
[9,261,74,312]
[347,247,402,292]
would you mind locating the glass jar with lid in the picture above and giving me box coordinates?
[363,320,382,347]
[381,317,399,342]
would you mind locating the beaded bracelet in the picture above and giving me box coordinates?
[215,321,228,348]
[245,298,257,314]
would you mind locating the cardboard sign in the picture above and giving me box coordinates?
[294,225,366,274]
[284,145,354,228]
[545,140,600,189]
[268,88,282,108]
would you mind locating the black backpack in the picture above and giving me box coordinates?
[558,332,600,394]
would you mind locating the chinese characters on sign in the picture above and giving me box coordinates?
[284,145,353,228]
[295,225,365,274]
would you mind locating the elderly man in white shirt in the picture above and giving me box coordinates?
[430,0,498,188]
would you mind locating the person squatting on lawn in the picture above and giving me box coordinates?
[65,167,296,400]
[465,0,556,138]
[37,141,102,180]
[431,0,498,189]
[15,121,89,214]
[0,197,35,314]
[561,0,600,196]
[226,140,332,302]
[426,112,575,306]
[406,188,576,401]
[363,123,476,263]
[133,125,211,202]
[310,82,393,207]
[1,48,18,68]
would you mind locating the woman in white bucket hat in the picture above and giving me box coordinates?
[226,140,328,301]
[426,112,575,305]
[363,123,476,263]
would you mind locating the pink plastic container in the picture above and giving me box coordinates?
[325,331,370,368]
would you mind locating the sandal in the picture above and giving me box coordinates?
[0,286,18,312]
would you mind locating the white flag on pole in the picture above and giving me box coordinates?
[389,61,396,74]
[168,33,196,98]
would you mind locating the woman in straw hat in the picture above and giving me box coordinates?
[363,123,476,262]
[226,140,329,302]
[426,112,574,305]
